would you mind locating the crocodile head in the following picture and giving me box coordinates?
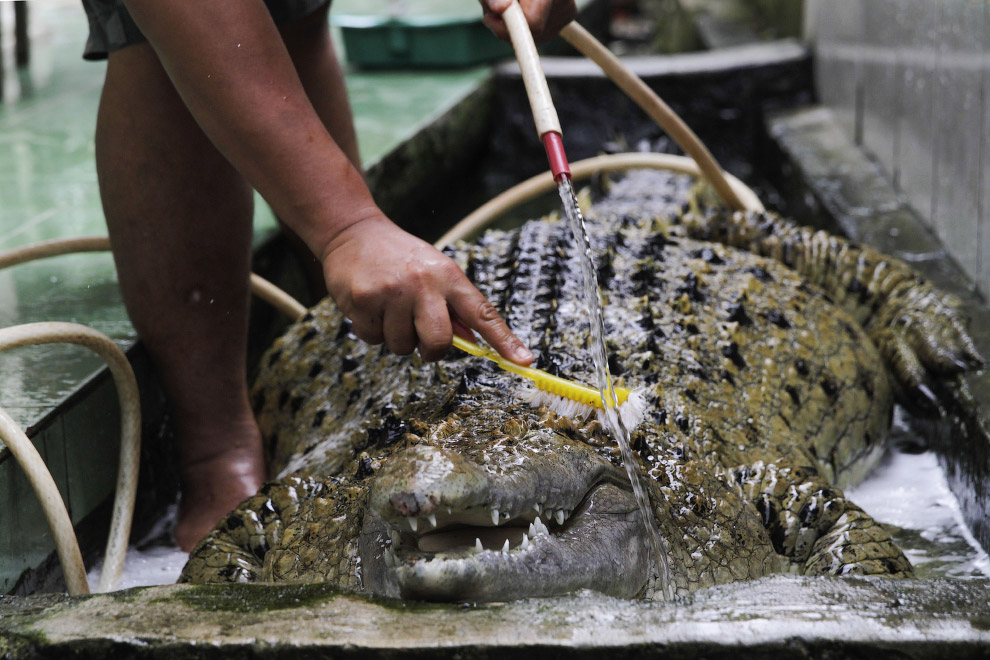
[359,404,653,601]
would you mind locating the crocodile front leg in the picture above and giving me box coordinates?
[684,210,982,411]
[179,475,346,584]
[731,461,912,577]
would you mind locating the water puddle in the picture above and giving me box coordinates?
[847,409,990,579]
[88,544,189,592]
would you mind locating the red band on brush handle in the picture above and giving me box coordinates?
[541,131,571,182]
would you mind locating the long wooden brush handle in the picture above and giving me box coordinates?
[559,21,747,211]
[502,1,562,137]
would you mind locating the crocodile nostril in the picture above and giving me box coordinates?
[389,492,421,516]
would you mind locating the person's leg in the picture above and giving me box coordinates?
[95,43,266,552]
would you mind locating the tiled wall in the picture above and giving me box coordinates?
[808,0,990,294]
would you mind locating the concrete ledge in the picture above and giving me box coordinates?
[1,575,989,658]
[766,105,990,554]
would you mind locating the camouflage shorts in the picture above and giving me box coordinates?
[81,0,329,60]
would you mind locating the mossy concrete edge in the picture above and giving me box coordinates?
[0,575,989,658]
[766,105,990,554]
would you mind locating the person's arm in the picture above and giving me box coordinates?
[121,0,535,364]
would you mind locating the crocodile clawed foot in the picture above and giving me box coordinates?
[867,284,982,414]
[907,383,940,418]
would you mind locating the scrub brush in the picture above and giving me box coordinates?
[453,336,648,430]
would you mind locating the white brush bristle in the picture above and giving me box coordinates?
[522,387,649,431]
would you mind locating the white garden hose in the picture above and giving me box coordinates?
[434,14,764,248]
[558,22,750,212]
[0,322,140,595]
[0,239,304,595]
[0,407,88,595]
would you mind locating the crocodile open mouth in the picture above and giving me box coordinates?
[391,500,569,558]
[362,480,651,602]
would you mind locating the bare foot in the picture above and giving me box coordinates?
[174,436,266,552]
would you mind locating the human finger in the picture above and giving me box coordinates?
[382,297,417,356]
[482,0,576,44]
[481,4,509,41]
[522,0,576,43]
[414,295,455,362]
[448,284,532,365]
[450,314,476,342]
[348,307,385,346]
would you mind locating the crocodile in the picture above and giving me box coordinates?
[180,171,981,601]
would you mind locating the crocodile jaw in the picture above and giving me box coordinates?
[373,483,648,601]
[359,438,650,601]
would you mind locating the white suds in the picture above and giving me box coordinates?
[87,545,189,592]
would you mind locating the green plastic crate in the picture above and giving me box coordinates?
[331,0,513,68]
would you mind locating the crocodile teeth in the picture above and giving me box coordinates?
[533,502,541,514]
[491,509,500,526]
[502,539,510,554]
[533,517,548,536]
[409,517,418,532]
[554,509,565,525]
[384,548,396,568]
[521,533,530,550]
[427,513,437,529]
[389,529,400,545]
[475,538,484,553]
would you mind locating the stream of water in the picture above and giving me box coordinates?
[556,177,673,598]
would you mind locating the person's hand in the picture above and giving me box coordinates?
[480,0,577,44]
[321,214,533,365]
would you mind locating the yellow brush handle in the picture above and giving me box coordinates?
[451,336,630,408]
